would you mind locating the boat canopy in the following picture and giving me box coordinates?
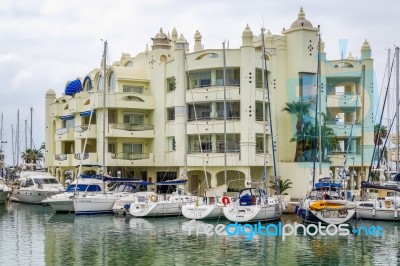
[155,178,187,185]
[361,181,400,192]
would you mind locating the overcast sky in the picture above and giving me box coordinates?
[0,0,399,166]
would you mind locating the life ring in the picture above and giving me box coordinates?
[222,196,230,205]
[150,194,157,202]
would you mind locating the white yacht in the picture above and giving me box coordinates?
[355,181,400,221]
[223,188,282,223]
[42,175,105,213]
[73,180,138,215]
[11,171,65,204]
[0,177,11,203]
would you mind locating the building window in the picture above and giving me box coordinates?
[108,72,116,93]
[167,108,175,121]
[123,143,143,159]
[97,75,104,92]
[189,135,212,153]
[188,70,211,88]
[299,73,316,102]
[123,113,144,125]
[125,61,133,67]
[216,101,240,119]
[123,85,143,93]
[108,142,116,154]
[255,68,271,88]
[167,77,175,92]
[216,68,240,86]
[188,103,211,121]
[168,137,176,151]
[256,134,267,153]
[64,119,75,129]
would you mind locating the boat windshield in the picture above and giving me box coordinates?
[308,190,340,200]
[66,184,102,192]
[33,178,60,185]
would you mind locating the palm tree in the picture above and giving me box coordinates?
[282,101,312,162]
[21,148,44,164]
[269,178,293,195]
[374,123,388,162]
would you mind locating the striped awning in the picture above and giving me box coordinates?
[80,110,96,117]
[60,114,75,120]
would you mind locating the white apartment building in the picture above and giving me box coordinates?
[45,8,374,198]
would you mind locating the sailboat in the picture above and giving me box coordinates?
[223,28,282,223]
[72,40,138,215]
[128,178,196,217]
[355,47,400,221]
[0,113,11,204]
[181,41,230,220]
[296,32,356,225]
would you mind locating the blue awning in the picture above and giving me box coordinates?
[80,110,96,117]
[65,79,83,95]
[155,178,187,185]
[60,114,75,120]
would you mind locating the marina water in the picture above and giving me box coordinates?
[0,203,399,265]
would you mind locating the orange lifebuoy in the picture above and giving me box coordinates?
[222,196,230,205]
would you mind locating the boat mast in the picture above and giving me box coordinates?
[396,47,399,174]
[222,41,227,185]
[102,40,107,192]
[317,33,322,177]
[30,107,33,149]
[16,109,19,169]
[387,49,391,179]
[261,28,277,192]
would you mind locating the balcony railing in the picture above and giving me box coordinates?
[56,128,69,135]
[188,79,240,89]
[326,120,361,126]
[111,153,150,160]
[74,153,89,160]
[110,123,154,131]
[55,154,67,161]
[75,125,90,132]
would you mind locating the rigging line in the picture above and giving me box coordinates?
[342,80,360,179]
[377,111,396,171]
[367,56,395,181]
[374,50,395,125]
[185,56,209,189]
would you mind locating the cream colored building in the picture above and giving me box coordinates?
[44,8,374,198]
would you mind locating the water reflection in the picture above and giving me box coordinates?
[0,203,399,265]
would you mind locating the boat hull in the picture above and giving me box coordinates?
[11,189,63,204]
[130,202,183,217]
[0,191,9,203]
[297,206,356,224]
[223,204,281,223]
[182,204,224,220]
[74,193,131,215]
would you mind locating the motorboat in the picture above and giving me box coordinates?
[73,178,139,215]
[223,188,282,223]
[355,181,400,221]
[296,178,356,224]
[42,174,105,213]
[11,171,64,204]
[0,177,11,203]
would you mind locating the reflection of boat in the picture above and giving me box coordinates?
[296,178,356,224]
[42,175,105,213]
[355,181,400,221]
[11,170,64,204]
[0,177,11,204]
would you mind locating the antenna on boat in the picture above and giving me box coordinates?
[222,40,227,186]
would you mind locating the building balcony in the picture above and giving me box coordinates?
[255,88,270,103]
[73,152,98,166]
[326,122,361,137]
[93,93,155,110]
[327,152,362,166]
[74,125,97,139]
[254,120,271,135]
[54,154,73,167]
[108,152,154,167]
[186,119,241,134]
[108,123,155,138]
[255,153,273,166]
[56,128,74,141]
[187,152,240,167]
[326,93,361,109]
[186,85,240,102]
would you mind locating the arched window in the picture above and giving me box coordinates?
[97,75,104,92]
[83,77,93,92]
[108,72,116,93]
[125,61,133,67]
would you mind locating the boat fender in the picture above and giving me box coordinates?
[124,203,131,209]
[150,194,157,202]
[222,196,230,205]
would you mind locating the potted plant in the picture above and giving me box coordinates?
[269,178,293,202]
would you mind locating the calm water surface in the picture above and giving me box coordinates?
[0,202,399,266]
